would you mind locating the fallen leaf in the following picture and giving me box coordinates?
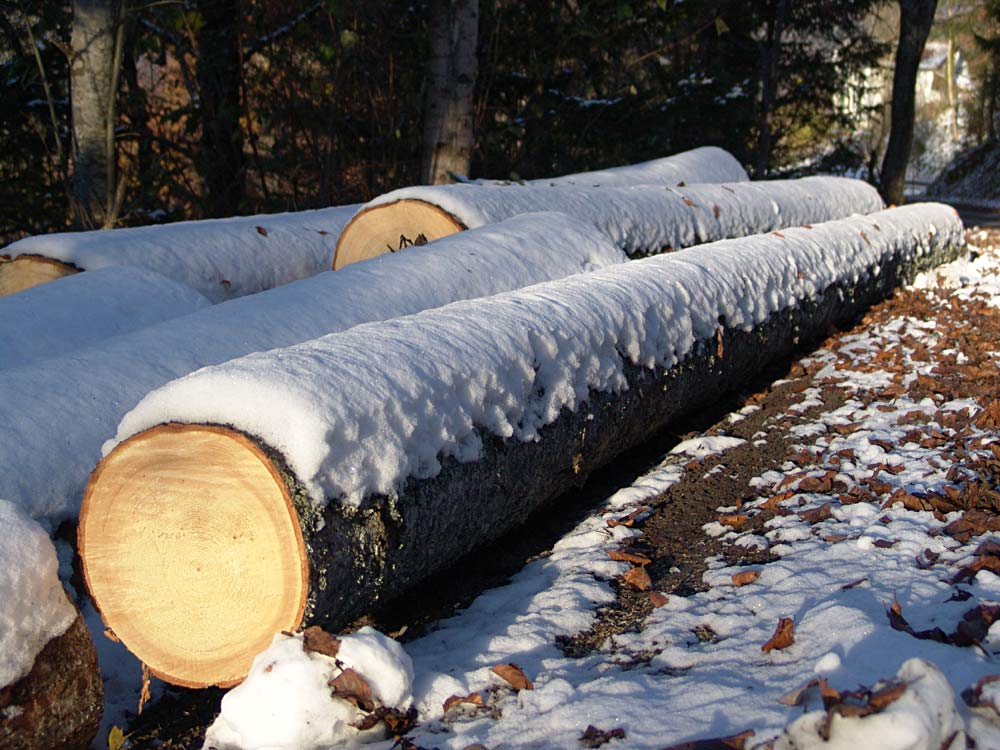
[255,225,268,236]
[657,729,754,749]
[443,692,484,713]
[330,668,375,712]
[799,503,832,524]
[623,566,652,591]
[731,570,760,587]
[779,677,841,708]
[712,204,720,219]
[761,617,794,653]
[353,706,418,733]
[491,663,533,690]
[580,725,626,747]
[718,514,748,528]
[962,674,1000,711]
[302,625,341,658]
[608,549,651,565]
[649,591,669,607]
[840,577,868,590]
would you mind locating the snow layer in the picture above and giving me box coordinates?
[512,145,748,186]
[203,627,413,750]
[3,205,358,302]
[364,176,884,256]
[113,203,962,509]
[0,212,624,522]
[0,266,210,370]
[0,499,76,689]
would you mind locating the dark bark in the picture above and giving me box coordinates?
[755,0,790,177]
[879,0,938,205]
[256,232,965,633]
[0,613,103,750]
[421,0,479,184]
[196,0,245,217]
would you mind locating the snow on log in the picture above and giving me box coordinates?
[0,267,211,370]
[80,204,964,688]
[0,204,358,301]
[0,500,102,749]
[332,176,883,268]
[0,213,624,523]
[516,145,748,187]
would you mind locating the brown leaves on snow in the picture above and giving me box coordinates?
[579,725,626,747]
[887,597,1000,650]
[490,663,533,691]
[761,617,795,653]
[656,729,754,749]
[302,625,341,658]
[329,668,375,712]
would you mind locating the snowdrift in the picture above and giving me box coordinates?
[0,266,211,370]
[80,204,964,688]
[0,204,358,301]
[0,213,624,523]
[333,176,883,268]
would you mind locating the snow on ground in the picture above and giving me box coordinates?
[0,266,210,370]
[0,212,624,523]
[3,204,359,302]
[0,499,76,691]
[113,204,960,509]
[188,228,1000,750]
[364,176,884,257]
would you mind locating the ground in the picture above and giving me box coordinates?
[118,225,1000,750]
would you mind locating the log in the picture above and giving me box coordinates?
[0,255,79,296]
[332,176,883,268]
[0,212,624,524]
[1,266,211,370]
[0,613,103,750]
[0,204,358,300]
[80,204,964,688]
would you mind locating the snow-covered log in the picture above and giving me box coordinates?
[1,267,211,370]
[0,501,102,750]
[79,204,964,688]
[332,176,883,268]
[0,213,624,523]
[0,204,358,301]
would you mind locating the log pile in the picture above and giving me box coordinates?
[79,204,964,688]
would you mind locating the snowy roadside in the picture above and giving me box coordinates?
[123,227,1000,749]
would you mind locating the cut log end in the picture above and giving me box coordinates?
[0,256,79,296]
[79,423,308,688]
[333,199,465,270]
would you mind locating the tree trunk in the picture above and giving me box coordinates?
[70,0,123,229]
[878,0,938,205]
[79,207,964,689]
[420,0,479,185]
[196,0,245,218]
[0,612,103,750]
[755,0,790,177]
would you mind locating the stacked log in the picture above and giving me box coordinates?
[0,204,358,299]
[0,213,624,522]
[1,266,210,370]
[80,204,964,688]
[333,176,883,268]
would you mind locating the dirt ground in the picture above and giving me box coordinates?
[123,227,1000,750]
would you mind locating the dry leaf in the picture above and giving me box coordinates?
[580,725,626,747]
[779,676,841,708]
[623,566,652,591]
[491,663,533,690]
[330,668,375,712]
[608,549,651,565]
[657,729,754,749]
[761,617,795,653]
[302,625,341,658]
[716,327,725,358]
[731,570,759,587]
[649,591,669,607]
[719,514,748,528]
[712,204,720,218]
[255,225,268,236]
[683,198,696,207]
[443,692,484,713]
[799,503,832,524]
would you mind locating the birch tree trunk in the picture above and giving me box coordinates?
[70,0,123,228]
[420,0,478,185]
[196,0,245,218]
[878,0,938,205]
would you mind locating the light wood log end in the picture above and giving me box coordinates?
[0,255,79,296]
[80,423,308,688]
[333,199,465,270]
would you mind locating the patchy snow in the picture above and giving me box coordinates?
[670,435,747,459]
[0,499,76,690]
[202,627,413,750]
[112,204,961,509]
[3,205,359,303]
[0,266,210,370]
[0,212,624,523]
[366,176,884,257]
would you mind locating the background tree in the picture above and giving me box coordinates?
[421,0,478,184]
[879,0,938,205]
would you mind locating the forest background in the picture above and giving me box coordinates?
[1,0,999,245]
